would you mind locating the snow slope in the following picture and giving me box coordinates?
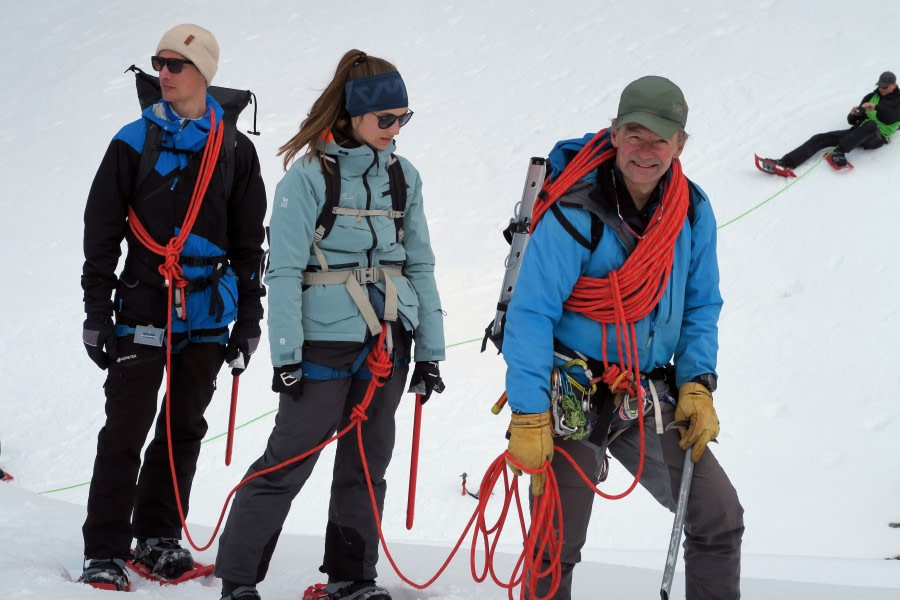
[0,0,898,598]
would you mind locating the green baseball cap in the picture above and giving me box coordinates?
[616,75,688,139]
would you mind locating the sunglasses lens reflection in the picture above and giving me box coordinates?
[151,56,189,73]
[376,112,414,129]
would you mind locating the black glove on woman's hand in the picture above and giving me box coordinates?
[272,363,303,395]
[407,361,446,403]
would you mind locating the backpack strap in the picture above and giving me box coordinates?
[314,152,408,244]
[135,121,162,194]
[547,182,613,252]
[314,153,342,244]
[387,154,407,241]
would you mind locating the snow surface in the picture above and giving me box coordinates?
[1,0,899,598]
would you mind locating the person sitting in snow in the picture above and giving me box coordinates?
[502,76,744,599]
[79,24,267,591]
[760,70,900,172]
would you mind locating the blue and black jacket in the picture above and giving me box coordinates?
[503,136,723,414]
[81,95,267,333]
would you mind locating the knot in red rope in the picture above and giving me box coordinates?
[366,332,395,384]
[600,364,637,396]
[351,404,369,422]
[156,239,187,288]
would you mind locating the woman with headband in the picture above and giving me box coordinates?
[214,50,446,600]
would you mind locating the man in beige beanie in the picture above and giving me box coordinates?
[79,23,267,592]
[151,24,220,119]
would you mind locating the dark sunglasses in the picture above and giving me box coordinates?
[376,111,414,129]
[151,56,195,74]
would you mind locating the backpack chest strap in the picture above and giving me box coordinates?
[302,266,403,335]
[330,206,406,222]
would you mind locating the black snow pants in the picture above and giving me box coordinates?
[530,394,744,600]
[214,326,411,586]
[780,119,886,168]
[82,330,227,559]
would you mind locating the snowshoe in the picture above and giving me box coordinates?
[79,558,131,592]
[302,579,392,600]
[754,154,796,178]
[824,151,853,170]
[220,585,262,599]
[129,537,205,583]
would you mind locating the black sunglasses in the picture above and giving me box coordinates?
[151,56,195,74]
[376,111,414,129]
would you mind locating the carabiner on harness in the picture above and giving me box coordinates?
[549,359,598,440]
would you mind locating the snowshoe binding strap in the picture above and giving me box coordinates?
[80,558,131,591]
[303,580,391,600]
[754,154,796,178]
[824,151,853,170]
[133,537,194,580]
[221,585,261,599]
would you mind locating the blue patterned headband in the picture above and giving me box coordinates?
[345,71,409,117]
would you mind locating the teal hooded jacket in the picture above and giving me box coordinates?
[266,138,445,366]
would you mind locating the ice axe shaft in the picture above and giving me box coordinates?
[406,393,423,530]
[225,375,239,466]
[660,446,694,600]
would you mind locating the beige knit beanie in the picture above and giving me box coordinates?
[156,24,219,84]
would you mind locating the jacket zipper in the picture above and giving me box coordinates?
[362,149,379,267]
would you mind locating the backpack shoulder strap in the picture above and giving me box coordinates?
[135,121,162,195]
[550,182,613,252]
[387,154,407,241]
[314,153,342,242]
[219,120,238,201]
[686,179,703,226]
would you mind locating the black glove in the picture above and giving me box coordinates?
[407,361,446,403]
[272,363,303,395]
[82,315,118,370]
[225,320,261,376]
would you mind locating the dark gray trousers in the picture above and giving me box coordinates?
[215,335,410,586]
[780,119,885,168]
[532,402,744,600]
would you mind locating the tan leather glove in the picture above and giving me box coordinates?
[506,411,554,496]
[675,382,719,463]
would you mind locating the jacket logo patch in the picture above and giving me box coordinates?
[281,197,289,208]
[339,192,353,201]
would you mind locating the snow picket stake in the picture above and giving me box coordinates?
[660,442,695,600]
[481,157,548,353]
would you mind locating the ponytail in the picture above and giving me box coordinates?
[278,49,399,170]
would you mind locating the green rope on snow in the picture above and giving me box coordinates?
[717,154,825,230]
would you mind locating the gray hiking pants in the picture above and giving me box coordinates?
[531,401,744,600]
[215,332,411,585]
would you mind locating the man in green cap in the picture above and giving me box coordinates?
[502,75,743,598]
